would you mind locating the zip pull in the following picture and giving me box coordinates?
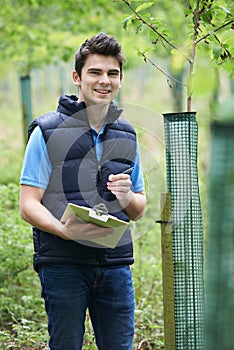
[97,164,103,196]
[98,164,102,181]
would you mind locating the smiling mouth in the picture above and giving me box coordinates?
[94,89,111,95]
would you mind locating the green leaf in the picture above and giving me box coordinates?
[143,46,155,53]
[135,2,154,13]
[136,23,143,33]
[184,7,193,17]
[213,46,223,59]
[217,6,231,15]
[122,15,133,31]
[201,10,213,24]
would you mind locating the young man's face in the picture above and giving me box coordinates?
[73,54,122,107]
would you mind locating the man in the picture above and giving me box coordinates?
[20,32,146,350]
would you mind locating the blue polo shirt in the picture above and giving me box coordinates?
[20,126,144,193]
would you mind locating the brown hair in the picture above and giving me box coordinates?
[75,32,125,78]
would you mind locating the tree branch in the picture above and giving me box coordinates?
[122,0,192,63]
[141,52,187,87]
[195,18,234,45]
[187,0,200,112]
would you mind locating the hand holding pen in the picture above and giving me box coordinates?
[107,167,134,202]
[121,166,134,175]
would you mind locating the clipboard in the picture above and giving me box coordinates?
[60,203,129,248]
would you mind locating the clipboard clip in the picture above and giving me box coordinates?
[93,203,108,215]
[89,203,109,222]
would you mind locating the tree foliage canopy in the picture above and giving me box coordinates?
[120,0,234,110]
[0,0,121,75]
[121,0,234,75]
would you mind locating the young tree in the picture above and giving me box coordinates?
[120,0,234,111]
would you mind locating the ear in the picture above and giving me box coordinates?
[119,74,123,87]
[72,70,81,86]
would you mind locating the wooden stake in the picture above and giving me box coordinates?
[157,192,176,350]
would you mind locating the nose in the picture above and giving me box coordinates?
[99,73,110,85]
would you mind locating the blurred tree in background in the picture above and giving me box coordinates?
[0,0,126,141]
[0,0,118,74]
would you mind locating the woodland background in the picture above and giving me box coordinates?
[0,0,233,349]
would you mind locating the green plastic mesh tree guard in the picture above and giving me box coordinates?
[163,112,204,349]
[206,122,234,350]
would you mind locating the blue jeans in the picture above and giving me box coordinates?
[38,264,135,350]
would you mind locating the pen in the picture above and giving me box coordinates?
[122,167,134,175]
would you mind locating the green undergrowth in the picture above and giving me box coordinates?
[0,184,164,349]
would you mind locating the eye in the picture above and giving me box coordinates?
[90,71,99,75]
[109,71,120,77]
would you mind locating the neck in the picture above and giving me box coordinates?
[86,103,109,132]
